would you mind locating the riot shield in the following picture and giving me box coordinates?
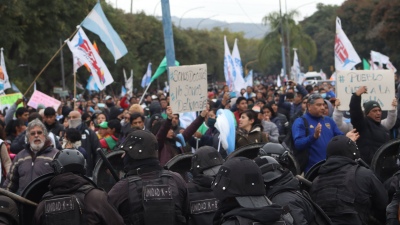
[226,143,300,175]
[20,172,96,225]
[371,138,400,183]
[226,143,265,160]
[93,150,125,192]
[164,153,193,182]
[304,160,326,182]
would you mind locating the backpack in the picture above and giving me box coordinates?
[282,116,309,172]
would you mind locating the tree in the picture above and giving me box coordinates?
[258,10,316,78]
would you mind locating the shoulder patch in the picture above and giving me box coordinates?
[190,198,219,214]
[45,196,74,214]
[143,184,172,200]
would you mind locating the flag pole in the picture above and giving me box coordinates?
[139,83,151,104]
[73,72,77,110]
[23,28,80,97]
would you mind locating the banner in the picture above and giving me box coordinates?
[169,64,208,114]
[67,28,114,90]
[336,70,395,111]
[27,90,61,110]
[0,48,11,92]
[0,93,23,114]
[334,17,361,71]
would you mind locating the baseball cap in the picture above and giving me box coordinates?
[98,121,108,129]
[104,95,112,101]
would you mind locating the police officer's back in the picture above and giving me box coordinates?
[108,130,188,225]
[188,146,223,225]
[254,155,330,225]
[33,149,124,225]
[310,135,388,225]
[212,157,291,225]
[0,195,18,225]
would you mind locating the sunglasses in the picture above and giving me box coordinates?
[30,131,43,136]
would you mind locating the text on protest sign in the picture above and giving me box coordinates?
[169,64,208,114]
[0,93,23,114]
[28,90,61,110]
[336,70,395,111]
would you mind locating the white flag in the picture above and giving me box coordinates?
[141,62,152,88]
[67,28,114,91]
[245,70,253,88]
[0,48,11,91]
[231,39,246,93]
[223,36,235,91]
[371,50,397,73]
[277,73,282,87]
[291,50,301,83]
[334,17,361,71]
[123,69,133,94]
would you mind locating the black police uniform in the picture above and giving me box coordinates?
[0,195,19,225]
[212,157,291,225]
[33,149,123,225]
[187,146,223,225]
[309,136,388,225]
[108,130,189,225]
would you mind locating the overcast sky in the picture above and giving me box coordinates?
[110,0,346,24]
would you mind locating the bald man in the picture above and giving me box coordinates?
[68,111,100,177]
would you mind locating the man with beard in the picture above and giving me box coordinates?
[67,111,99,177]
[3,119,58,194]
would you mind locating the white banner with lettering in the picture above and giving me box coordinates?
[169,64,208,114]
[336,70,395,111]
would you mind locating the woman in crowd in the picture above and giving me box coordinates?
[236,109,268,148]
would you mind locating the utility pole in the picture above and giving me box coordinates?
[60,39,65,90]
[279,0,287,79]
[130,0,133,14]
[161,0,176,72]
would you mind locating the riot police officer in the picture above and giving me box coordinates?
[108,129,188,225]
[33,149,124,225]
[0,195,19,225]
[254,155,331,225]
[212,157,292,225]
[188,146,223,225]
[310,135,388,225]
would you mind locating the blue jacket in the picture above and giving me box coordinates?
[292,112,343,172]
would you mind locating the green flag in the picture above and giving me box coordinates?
[363,58,370,70]
[150,57,180,83]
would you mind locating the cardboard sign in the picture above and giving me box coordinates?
[28,90,61,110]
[0,93,23,114]
[336,70,395,111]
[169,64,208,114]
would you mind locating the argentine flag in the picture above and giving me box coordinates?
[81,2,128,61]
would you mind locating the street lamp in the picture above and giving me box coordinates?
[179,6,205,28]
[196,14,218,30]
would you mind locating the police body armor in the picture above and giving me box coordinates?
[127,169,185,225]
[187,182,219,225]
[310,163,369,224]
[41,184,95,225]
[221,215,287,225]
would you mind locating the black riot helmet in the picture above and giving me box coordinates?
[326,135,360,160]
[212,157,265,201]
[254,156,284,183]
[119,130,158,160]
[191,146,224,176]
[259,142,290,166]
[0,195,19,225]
[52,149,86,175]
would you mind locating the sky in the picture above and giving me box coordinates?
[111,0,346,24]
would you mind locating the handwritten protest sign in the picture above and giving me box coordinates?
[27,90,61,110]
[169,64,208,114]
[0,93,23,114]
[336,70,395,111]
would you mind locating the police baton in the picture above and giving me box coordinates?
[295,175,312,187]
[96,148,120,182]
[0,188,38,207]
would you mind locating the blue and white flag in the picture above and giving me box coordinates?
[224,36,235,91]
[0,48,11,91]
[86,76,99,92]
[231,39,246,93]
[120,85,127,97]
[141,62,152,88]
[81,2,128,61]
[215,109,236,154]
[245,70,253,87]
